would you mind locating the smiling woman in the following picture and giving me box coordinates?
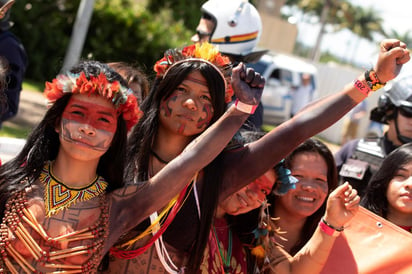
[267,138,338,255]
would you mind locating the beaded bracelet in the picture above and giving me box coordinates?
[364,69,386,91]
[234,99,258,114]
[319,217,344,237]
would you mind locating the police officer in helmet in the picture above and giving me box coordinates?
[192,0,267,63]
[335,74,412,196]
[192,0,267,130]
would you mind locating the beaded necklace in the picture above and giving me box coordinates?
[0,189,109,272]
[212,224,233,273]
[40,161,108,217]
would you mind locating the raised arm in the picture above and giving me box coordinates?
[256,182,359,274]
[107,63,264,242]
[289,182,360,274]
[220,39,410,199]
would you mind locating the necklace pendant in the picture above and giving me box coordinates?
[224,266,232,273]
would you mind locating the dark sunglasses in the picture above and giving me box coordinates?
[399,106,412,118]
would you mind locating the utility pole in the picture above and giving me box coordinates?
[309,0,331,62]
[61,0,95,73]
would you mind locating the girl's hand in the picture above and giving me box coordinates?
[375,39,410,83]
[231,62,265,106]
[323,182,360,229]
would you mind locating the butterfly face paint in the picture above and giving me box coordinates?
[60,97,117,151]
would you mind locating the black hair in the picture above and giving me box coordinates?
[267,138,338,255]
[0,60,128,219]
[361,143,412,218]
[107,61,150,104]
[126,60,227,272]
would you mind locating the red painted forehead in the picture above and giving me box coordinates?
[62,97,118,133]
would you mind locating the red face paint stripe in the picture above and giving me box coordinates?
[196,103,214,129]
[63,99,117,133]
[185,75,208,86]
[160,94,177,117]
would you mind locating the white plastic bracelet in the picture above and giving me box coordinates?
[234,99,258,114]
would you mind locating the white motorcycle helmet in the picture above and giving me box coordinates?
[201,0,266,63]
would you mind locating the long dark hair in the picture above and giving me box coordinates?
[0,61,128,220]
[126,60,227,272]
[361,143,412,218]
[268,138,338,255]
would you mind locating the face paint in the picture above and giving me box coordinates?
[186,75,208,86]
[277,152,329,217]
[60,98,117,151]
[177,124,186,134]
[160,93,178,118]
[196,103,214,129]
[62,99,117,132]
[159,71,214,136]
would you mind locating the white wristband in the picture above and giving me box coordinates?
[234,99,258,114]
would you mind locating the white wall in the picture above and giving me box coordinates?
[314,62,384,144]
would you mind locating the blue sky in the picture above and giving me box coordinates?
[289,0,412,67]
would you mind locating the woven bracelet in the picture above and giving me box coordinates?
[365,69,386,91]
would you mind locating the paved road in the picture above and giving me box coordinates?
[0,89,46,162]
[6,89,46,129]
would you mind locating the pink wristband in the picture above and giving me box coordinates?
[353,79,371,96]
[319,218,342,237]
[234,99,258,114]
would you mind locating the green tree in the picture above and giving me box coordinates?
[10,0,193,82]
[147,0,203,31]
[339,5,384,64]
[86,0,192,76]
[284,0,350,61]
[340,5,384,40]
[12,0,81,80]
[385,29,412,47]
[285,0,348,25]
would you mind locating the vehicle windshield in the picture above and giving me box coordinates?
[247,60,268,74]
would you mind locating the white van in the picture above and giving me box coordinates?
[247,53,318,124]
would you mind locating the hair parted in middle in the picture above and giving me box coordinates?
[124,43,234,271]
[154,42,234,103]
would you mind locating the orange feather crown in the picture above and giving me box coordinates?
[154,43,234,103]
[43,71,142,131]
